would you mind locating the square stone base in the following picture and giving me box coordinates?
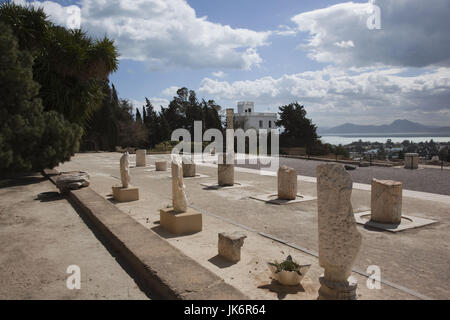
[355,211,437,232]
[160,207,202,235]
[112,186,139,202]
[250,193,317,205]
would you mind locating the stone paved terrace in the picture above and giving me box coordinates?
[54,152,450,300]
[0,172,149,299]
[236,156,450,196]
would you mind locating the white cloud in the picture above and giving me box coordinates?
[274,24,297,36]
[130,99,145,114]
[212,71,226,78]
[149,97,169,110]
[334,40,354,48]
[131,98,168,113]
[16,0,270,70]
[162,86,181,97]
[198,67,450,126]
[291,0,450,68]
[13,0,80,29]
[81,0,269,70]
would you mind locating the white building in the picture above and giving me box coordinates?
[234,101,278,131]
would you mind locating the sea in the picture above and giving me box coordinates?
[320,134,450,145]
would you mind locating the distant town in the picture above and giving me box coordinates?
[344,139,450,162]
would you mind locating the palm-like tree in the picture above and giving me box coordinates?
[0,2,119,126]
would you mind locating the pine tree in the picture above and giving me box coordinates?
[276,102,319,153]
[144,98,161,148]
[142,106,147,124]
[136,108,143,124]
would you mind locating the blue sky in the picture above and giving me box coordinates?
[108,0,337,112]
[9,0,450,127]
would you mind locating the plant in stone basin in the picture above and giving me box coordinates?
[268,255,303,275]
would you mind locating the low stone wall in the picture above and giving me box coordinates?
[43,169,247,300]
[280,147,307,156]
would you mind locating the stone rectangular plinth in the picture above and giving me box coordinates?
[277,166,297,200]
[182,163,196,177]
[371,179,403,224]
[218,153,234,186]
[404,153,419,169]
[112,186,139,202]
[160,207,202,235]
[155,161,168,171]
[218,231,246,262]
[135,149,147,167]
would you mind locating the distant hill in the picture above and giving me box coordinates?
[318,119,450,135]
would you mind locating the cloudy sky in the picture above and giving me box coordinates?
[11,0,450,127]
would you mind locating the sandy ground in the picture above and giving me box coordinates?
[55,152,450,300]
[0,173,149,300]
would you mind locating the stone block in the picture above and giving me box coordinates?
[160,207,202,235]
[277,166,297,200]
[218,153,234,186]
[112,185,139,202]
[218,231,246,262]
[135,149,147,167]
[371,179,402,224]
[155,161,168,171]
[404,153,419,169]
[182,157,196,177]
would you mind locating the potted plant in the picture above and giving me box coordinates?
[267,255,311,286]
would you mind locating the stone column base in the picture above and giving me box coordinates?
[160,207,202,235]
[155,161,168,171]
[318,276,358,300]
[182,163,196,177]
[135,149,147,167]
[218,164,234,186]
[112,186,139,202]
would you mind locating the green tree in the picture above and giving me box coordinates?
[136,108,143,125]
[81,82,119,151]
[275,102,320,153]
[0,22,81,175]
[0,2,119,126]
[116,99,148,148]
[143,98,161,148]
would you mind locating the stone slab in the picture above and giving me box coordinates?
[250,193,317,205]
[355,211,437,232]
[112,186,139,202]
[160,207,203,235]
